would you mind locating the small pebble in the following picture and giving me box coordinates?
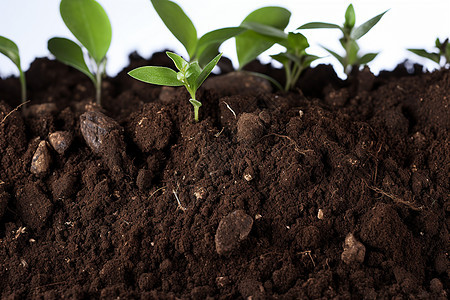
[341,233,366,264]
[215,210,253,255]
[80,111,121,154]
[30,141,52,175]
[48,131,72,155]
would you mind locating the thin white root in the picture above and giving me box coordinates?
[222,101,236,119]
[172,189,186,211]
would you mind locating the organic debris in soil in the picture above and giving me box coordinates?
[0,53,449,299]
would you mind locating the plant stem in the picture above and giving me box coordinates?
[19,69,26,103]
[95,64,102,105]
[189,99,202,122]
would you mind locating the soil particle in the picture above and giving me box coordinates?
[25,103,58,118]
[204,71,272,97]
[136,168,153,191]
[341,233,366,264]
[51,172,78,200]
[215,210,253,255]
[30,140,52,175]
[0,184,8,219]
[238,278,265,299]
[236,113,264,145]
[15,182,53,230]
[48,131,73,155]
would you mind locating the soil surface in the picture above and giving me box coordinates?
[0,52,449,299]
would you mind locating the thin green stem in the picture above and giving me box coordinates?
[19,69,26,103]
[189,99,202,122]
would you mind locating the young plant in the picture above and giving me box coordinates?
[298,4,388,75]
[408,38,450,69]
[128,51,222,122]
[240,22,319,91]
[0,36,26,103]
[151,0,244,66]
[48,0,111,105]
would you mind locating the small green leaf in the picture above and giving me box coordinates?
[241,22,288,40]
[236,6,291,68]
[166,51,188,71]
[186,61,202,91]
[351,10,388,40]
[347,40,360,65]
[323,46,345,67]
[297,22,342,30]
[408,49,441,64]
[151,0,197,58]
[358,52,378,65]
[302,54,320,68]
[128,66,184,86]
[0,35,21,69]
[60,0,112,64]
[48,37,95,82]
[271,53,290,65]
[344,4,356,29]
[196,52,222,88]
[196,27,245,61]
[287,33,309,52]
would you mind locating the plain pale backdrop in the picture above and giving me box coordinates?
[0,0,449,79]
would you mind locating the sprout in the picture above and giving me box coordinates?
[151,0,243,66]
[0,36,26,103]
[298,4,388,75]
[408,38,450,69]
[128,52,222,122]
[48,0,112,105]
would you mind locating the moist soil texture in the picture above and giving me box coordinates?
[0,52,449,299]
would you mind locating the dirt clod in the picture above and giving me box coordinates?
[0,185,8,220]
[16,183,53,230]
[30,140,52,175]
[237,113,264,145]
[48,131,72,155]
[215,210,253,255]
[341,233,366,264]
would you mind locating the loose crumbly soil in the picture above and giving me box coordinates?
[0,52,449,299]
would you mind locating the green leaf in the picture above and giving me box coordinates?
[198,44,221,68]
[351,10,388,40]
[408,49,441,64]
[344,4,356,29]
[48,37,95,82]
[166,51,188,71]
[236,6,291,68]
[297,22,342,30]
[186,61,202,90]
[195,52,222,88]
[271,53,290,65]
[60,0,112,64]
[287,32,309,52]
[302,54,320,68]
[128,66,184,86]
[0,35,21,69]
[358,52,378,65]
[347,40,360,65]
[323,46,345,66]
[196,27,245,61]
[240,22,288,40]
[151,0,197,58]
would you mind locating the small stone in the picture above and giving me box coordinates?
[216,276,230,288]
[244,174,253,181]
[215,210,253,255]
[48,131,73,155]
[80,111,122,155]
[317,209,324,219]
[341,233,366,264]
[30,141,52,175]
[194,187,207,200]
[237,113,264,145]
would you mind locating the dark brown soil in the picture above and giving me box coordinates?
[0,52,449,299]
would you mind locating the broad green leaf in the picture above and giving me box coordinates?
[196,27,245,60]
[408,49,441,64]
[297,22,342,30]
[196,52,222,88]
[287,33,309,52]
[236,6,291,68]
[151,0,197,58]
[323,46,345,66]
[198,44,221,68]
[186,61,202,90]
[128,66,184,86]
[60,0,112,64]
[241,22,288,40]
[48,37,95,82]
[351,10,388,40]
[344,4,356,29]
[358,52,378,65]
[271,53,290,65]
[166,51,188,71]
[0,35,21,68]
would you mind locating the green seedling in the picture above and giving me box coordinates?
[0,36,26,103]
[128,51,222,122]
[151,0,243,66]
[241,22,319,91]
[235,6,291,69]
[48,0,112,105]
[298,4,387,75]
[408,38,450,69]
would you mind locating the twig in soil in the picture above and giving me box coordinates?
[214,127,225,137]
[222,101,237,119]
[265,133,314,156]
[298,250,316,267]
[148,186,166,200]
[0,101,29,126]
[172,188,186,212]
[366,184,423,211]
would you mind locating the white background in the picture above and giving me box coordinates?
[0,0,449,78]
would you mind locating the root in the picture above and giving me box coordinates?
[0,101,29,126]
[172,188,186,212]
[366,184,423,211]
[221,101,236,119]
[266,133,314,156]
[148,186,166,200]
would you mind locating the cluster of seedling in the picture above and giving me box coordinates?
[0,0,448,121]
